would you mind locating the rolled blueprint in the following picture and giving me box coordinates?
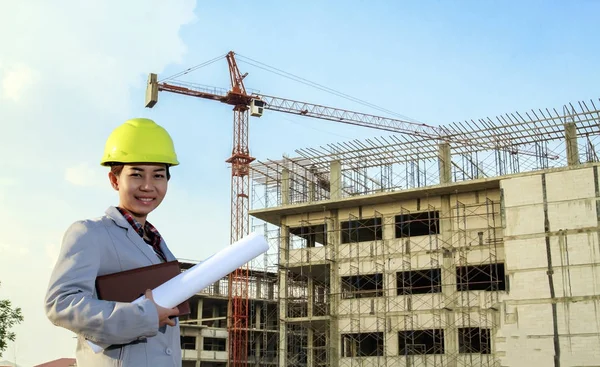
[88,231,268,353]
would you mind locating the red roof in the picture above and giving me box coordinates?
[34,358,76,367]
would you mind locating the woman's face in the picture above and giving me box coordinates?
[109,164,168,222]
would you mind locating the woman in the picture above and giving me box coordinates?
[45,118,183,366]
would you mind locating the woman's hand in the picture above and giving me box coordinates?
[144,289,179,327]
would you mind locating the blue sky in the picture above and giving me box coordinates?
[0,1,599,365]
[140,0,600,215]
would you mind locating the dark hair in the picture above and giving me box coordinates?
[110,164,171,180]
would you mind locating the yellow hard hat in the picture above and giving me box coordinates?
[100,118,179,166]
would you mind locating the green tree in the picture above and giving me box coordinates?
[0,282,23,357]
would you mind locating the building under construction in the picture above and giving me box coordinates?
[178,98,600,367]
[178,266,279,367]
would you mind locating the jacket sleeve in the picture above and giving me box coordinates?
[44,221,160,345]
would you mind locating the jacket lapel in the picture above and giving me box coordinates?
[160,239,176,262]
[105,206,160,264]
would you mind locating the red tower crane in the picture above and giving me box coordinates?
[145,52,454,367]
[144,51,544,366]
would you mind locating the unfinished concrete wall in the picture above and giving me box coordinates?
[498,165,600,367]
[179,276,279,367]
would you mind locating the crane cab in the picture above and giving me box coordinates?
[250,99,265,117]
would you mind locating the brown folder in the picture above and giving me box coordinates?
[95,261,191,317]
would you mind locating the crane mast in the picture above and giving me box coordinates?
[147,52,254,367]
[224,52,253,367]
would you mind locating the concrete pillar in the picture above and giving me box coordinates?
[278,223,290,366]
[197,298,203,321]
[330,160,342,200]
[308,328,314,367]
[197,334,204,365]
[267,282,274,300]
[255,337,261,367]
[440,195,457,367]
[438,142,452,184]
[309,180,316,202]
[197,298,204,357]
[256,278,262,300]
[256,303,262,329]
[308,277,314,317]
[211,303,220,330]
[212,304,218,319]
[214,280,220,296]
[282,168,290,205]
[386,273,398,358]
[327,212,340,366]
[565,122,579,166]
[256,303,262,364]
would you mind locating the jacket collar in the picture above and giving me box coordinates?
[105,206,163,264]
[105,205,131,229]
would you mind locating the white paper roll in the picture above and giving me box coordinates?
[88,231,268,353]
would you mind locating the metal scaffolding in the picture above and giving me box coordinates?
[242,98,600,367]
[262,193,503,366]
[180,97,600,366]
[250,98,600,210]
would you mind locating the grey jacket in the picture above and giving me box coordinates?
[45,206,182,366]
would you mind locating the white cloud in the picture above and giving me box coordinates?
[0,64,40,102]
